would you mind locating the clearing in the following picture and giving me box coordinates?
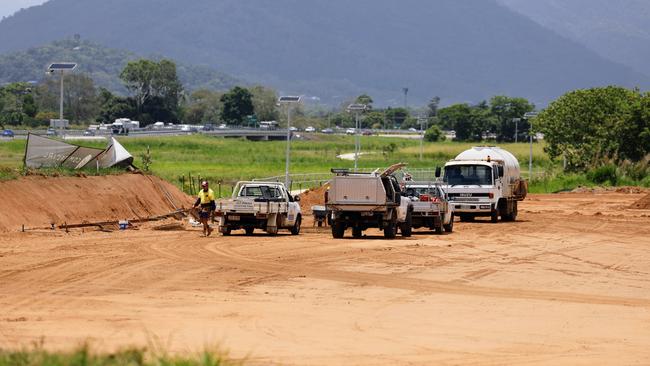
[0,175,649,365]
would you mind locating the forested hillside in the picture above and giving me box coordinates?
[0,39,241,94]
[0,0,648,105]
[498,0,650,78]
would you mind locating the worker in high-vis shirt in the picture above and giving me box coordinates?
[193,180,216,236]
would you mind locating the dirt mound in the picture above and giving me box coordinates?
[629,193,650,209]
[0,174,192,232]
[571,186,648,194]
[298,184,329,214]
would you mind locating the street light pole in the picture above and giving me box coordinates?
[285,105,292,187]
[523,112,538,180]
[355,111,360,171]
[419,117,427,161]
[48,63,77,131]
[59,71,64,123]
[278,96,302,188]
[347,103,368,172]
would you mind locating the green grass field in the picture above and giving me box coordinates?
[0,134,644,194]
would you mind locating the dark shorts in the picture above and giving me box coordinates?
[199,209,212,219]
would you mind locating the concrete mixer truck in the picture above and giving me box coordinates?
[442,147,527,223]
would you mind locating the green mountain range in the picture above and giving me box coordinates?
[0,39,242,94]
[0,0,648,105]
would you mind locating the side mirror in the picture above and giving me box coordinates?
[435,167,441,178]
[294,195,301,202]
[498,166,504,178]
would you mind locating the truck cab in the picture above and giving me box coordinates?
[443,147,527,223]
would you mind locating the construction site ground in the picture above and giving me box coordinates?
[1,176,650,365]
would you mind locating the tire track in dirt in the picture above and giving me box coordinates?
[200,241,650,308]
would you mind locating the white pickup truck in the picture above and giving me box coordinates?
[404,182,454,234]
[215,181,302,236]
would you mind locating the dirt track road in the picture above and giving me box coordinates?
[1,192,650,365]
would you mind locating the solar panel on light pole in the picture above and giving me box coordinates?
[48,63,77,130]
[278,96,302,188]
[347,104,368,171]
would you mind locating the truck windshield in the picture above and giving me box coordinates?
[444,165,493,186]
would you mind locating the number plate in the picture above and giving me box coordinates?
[229,215,240,221]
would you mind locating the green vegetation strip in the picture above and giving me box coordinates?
[0,344,241,366]
[0,135,647,194]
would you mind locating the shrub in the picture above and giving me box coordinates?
[424,125,445,142]
[587,164,618,185]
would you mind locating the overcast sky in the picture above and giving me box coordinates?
[0,0,47,19]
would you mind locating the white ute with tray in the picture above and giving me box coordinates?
[215,181,302,235]
[404,178,454,234]
[326,164,413,239]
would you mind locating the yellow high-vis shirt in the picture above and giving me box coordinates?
[198,188,215,204]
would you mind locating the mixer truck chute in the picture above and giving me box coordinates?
[443,147,527,223]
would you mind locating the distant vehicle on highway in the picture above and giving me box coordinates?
[305,126,316,132]
[202,123,215,131]
[83,130,95,136]
[218,123,228,129]
[2,129,14,138]
[345,128,356,135]
[289,126,298,132]
[260,121,279,130]
[321,128,334,134]
[46,128,57,136]
[408,127,418,132]
[362,130,373,136]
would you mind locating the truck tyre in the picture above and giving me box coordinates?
[435,220,443,235]
[384,222,397,239]
[290,215,302,235]
[510,201,518,221]
[400,211,413,237]
[490,210,499,223]
[222,227,231,236]
[245,227,254,235]
[444,214,454,233]
[332,221,345,239]
[352,227,363,238]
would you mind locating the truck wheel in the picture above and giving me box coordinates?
[400,212,412,237]
[290,215,302,235]
[245,227,254,236]
[332,221,345,239]
[510,201,518,221]
[435,220,443,235]
[384,222,397,239]
[352,227,363,238]
[222,227,231,236]
[490,210,499,223]
[443,214,454,233]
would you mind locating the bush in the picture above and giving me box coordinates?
[619,158,649,181]
[424,125,446,142]
[587,164,618,185]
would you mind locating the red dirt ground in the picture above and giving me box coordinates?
[1,178,650,365]
[0,174,193,232]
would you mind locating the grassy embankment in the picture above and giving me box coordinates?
[0,134,646,194]
[0,344,239,366]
